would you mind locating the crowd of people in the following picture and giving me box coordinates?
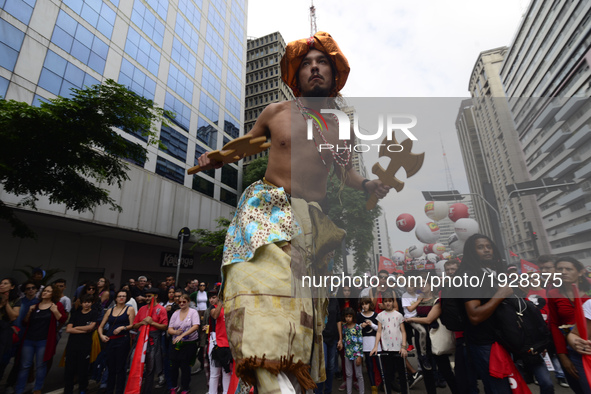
[0,272,231,394]
[1,233,591,394]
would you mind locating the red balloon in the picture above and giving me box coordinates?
[424,244,435,254]
[396,213,415,232]
[449,203,469,222]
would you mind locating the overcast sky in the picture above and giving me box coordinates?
[245,0,528,255]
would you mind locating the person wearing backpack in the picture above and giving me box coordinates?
[548,257,591,394]
[456,234,515,394]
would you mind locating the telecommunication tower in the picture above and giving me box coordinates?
[309,1,317,36]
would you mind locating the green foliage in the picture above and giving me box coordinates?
[242,155,268,189]
[14,265,65,286]
[191,216,232,261]
[0,80,170,238]
[324,173,381,274]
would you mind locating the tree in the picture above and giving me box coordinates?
[0,80,169,238]
[242,155,268,189]
[191,216,231,261]
[324,173,381,274]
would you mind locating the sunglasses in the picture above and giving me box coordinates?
[87,288,96,291]
[178,301,187,304]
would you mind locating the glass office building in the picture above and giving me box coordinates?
[0,0,247,289]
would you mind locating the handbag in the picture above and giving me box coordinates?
[429,318,455,355]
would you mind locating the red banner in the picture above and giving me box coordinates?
[509,250,518,257]
[520,259,539,273]
[125,297,155,393]
[378,256,396,274]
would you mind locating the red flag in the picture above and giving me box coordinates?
[125,297,155,393]
[520,259,540,273]
[489,342,531,394]
[572,285,591,382]
[509,250,518,257]
[378,256,395,274]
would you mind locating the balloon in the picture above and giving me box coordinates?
[427,253,438,263]
[442,252,452,259]
[393,251,405,263]
[449,203,470,222]
[450,239,465,255]
[435,260,447,275]
[433,243,446,255]
[425,201,449,221]
[455,218,480,241]
[415,222,440,244]
[408,245,423,258]
[396,213,416,232]
[423,244,435,254]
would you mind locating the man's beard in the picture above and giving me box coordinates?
[302,84,332,97]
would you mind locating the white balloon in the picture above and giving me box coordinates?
[433,243,446,255]
[442,252,452,259]
[426,201,449,221]
[393,251,405,263]
[415,222,440,244]
[435,260,447,275]
[450,239,465,255]
[427,253,438,263]
[454,218,480,241]
[408,245,423,258]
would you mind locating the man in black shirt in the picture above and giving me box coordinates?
[131,276,148,309]
[63,295,98,394]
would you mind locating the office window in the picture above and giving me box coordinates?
[229,32,243,61]
[224,113,239,139]
[194,144,215,178]
[125,26,160,76]
[0,18,25,72]
[178,0,202,26]
[205,24,223,56]
[175,13,199,52]
[201,68,221,101]
[210,0,226,18]
[204,45,222,75]
[131,0,165,46]
[227,51,241,79]
[171,38,196,78]
[0,76,8,97]
[62,0,116,39]
[164,92,191,132]
[52,11,109,74]
[118,58,156,100]
[220,188,237,206]
[145,0,168,18]
[38,50,99,98]
[2,0,36,25]
[199,91,219,123]
[208,7,224,35]
[155,157,184,184]
[225,93,241,122]
[197,117,218,149]
[226,71,241,99]
[167,64,193,104]
[192,174,214,197]
[159,125,188,162]
[230,16,244,40]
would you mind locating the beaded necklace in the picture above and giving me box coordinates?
[295,97,351,171]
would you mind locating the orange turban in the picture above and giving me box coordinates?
[280,31,350,97]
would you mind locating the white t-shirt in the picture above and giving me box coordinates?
[376,309,404,351]
[60,296,72,313]
[401,292,418,318]
[583,299,591,320]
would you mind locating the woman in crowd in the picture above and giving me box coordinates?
[96,277,112,309]
[98,289,135,394]
[168,293,200,394]
[73,281,98,311]
[337,284,359,391]
[405,273,458,394]
[15,284,68,394]
[0,278,21,380]
[548,256,591,394]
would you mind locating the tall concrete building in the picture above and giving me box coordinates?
[500,0,591,264]
[243,31,294,164]
[0,0,247,290]
[455,99,505,248]
[467,47,548,261]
